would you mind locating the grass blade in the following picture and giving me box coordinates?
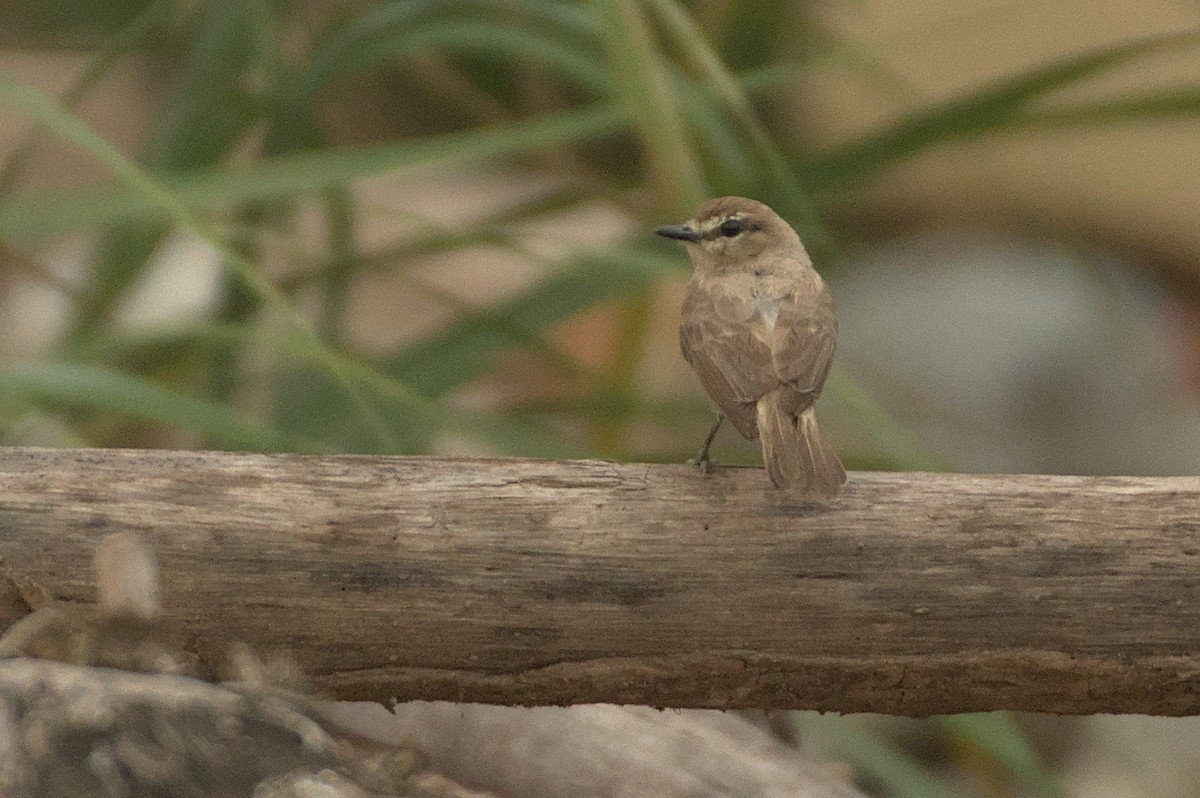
[791,712,959,798]
[0,361,313,452]
[296,0,599,98]
[0,65,804,240]
[0,102,624,240]
[939,713,1065,798]
[0,0,174,196]
[644,0,825,242]
[593,0,706,217]
[800,29,1200,193]
[387,244,681,397]
[0,76,418,452]
[1013,87,1200,129]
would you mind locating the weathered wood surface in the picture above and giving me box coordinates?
[0,445,1198,715]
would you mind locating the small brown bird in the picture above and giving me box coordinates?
[657,196,846,500]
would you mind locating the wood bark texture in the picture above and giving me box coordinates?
[1,446,1198,716]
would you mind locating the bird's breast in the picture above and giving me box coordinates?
[702,272,792,333]
[752,274,793,332]
[756,296,781,331]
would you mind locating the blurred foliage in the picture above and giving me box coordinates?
[1,1,1195,464]
[1,2,1199,793]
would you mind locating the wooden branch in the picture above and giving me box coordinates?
[1,446,1198,716]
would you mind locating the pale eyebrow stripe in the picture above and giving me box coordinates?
[696,212,745,233]
[696,213,755,241]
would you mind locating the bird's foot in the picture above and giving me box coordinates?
[687,456,717,475]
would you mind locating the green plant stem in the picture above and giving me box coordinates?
[644,0,826,243]
[0,76,420,452]
[593,0,706,217]
[0,0,175,197]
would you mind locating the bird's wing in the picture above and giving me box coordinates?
[771,281,837,411]
[679,283,777,439]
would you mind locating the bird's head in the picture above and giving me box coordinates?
[656,196,802,272]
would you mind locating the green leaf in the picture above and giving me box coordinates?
[823,368,947,472]
[644,0,825,241]
[0,77,419,452]
[143,0,262,171]
[311,21,612,96]
[1014,87,1200,129]
[800,29,1200,193]
[66,0,267,339]
[0,102,625,240]
[71,223,169,336]
[296,0,599,97]
[270,0,603,150]
[0,0,173,196]
[387,244,682,397]
[593,0,706,216]
[0,361,313,452]
[0,64,804,241]
[270,362,591,459]
[1,0,158,39]
[939,713,1065,798]
[790,712,958,798]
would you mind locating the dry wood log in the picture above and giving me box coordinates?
[0,530,864,798]
[0,445,1198,716]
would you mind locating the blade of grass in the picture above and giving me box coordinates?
[0,76,424,453]
[0,102,624,240]
[0,78,298,333]
[58,319,588,457]
[592,290,655,457]
[67,0,265,340]
[0,65,806,240]
[790,712,959,798]
[939,713,1065,798]
[336,22,614,96]
[644,0,826,243]
[295,0,599,98]
[387,244,682,397]
[590,0,705,456]
[593,0,706,217]
[799,29,1200,193]
[0,0,174,196]
[672,85,757,194]
[0,361,315,452]
[824,368,947,472]
[0,403,90,448]
[1011,86,1200,129]
[318,188,355,345]
[270,0,602,151]
[278,185,592,292]
[141,0,261,170]
[65,321,266,365]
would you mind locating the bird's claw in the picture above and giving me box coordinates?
[687,456,716,475]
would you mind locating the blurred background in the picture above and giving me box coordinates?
[2,0,1199,795]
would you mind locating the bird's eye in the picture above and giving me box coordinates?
[718,218,744,237]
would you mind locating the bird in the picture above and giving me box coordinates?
[657,196,846,501]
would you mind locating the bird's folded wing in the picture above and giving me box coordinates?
[680,292,778,439]
[772,288,837,399]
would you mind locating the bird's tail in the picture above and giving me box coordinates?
[756,391,846,501]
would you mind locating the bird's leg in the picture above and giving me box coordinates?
[688,414,724,474]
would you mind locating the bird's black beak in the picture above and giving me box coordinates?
[656,224,701,242]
